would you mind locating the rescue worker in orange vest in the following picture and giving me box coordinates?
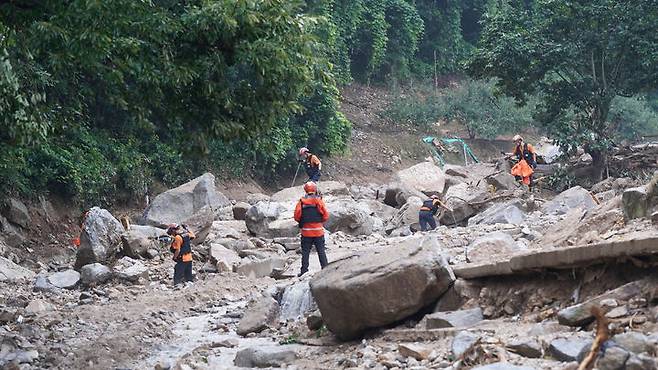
[509,135,537,188]
[419,195,450,231]
[293,181,330,277]
[167,224,196,285]
[299,147,322,182]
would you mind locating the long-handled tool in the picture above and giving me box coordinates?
[291,161,302,187]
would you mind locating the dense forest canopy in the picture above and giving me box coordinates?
[468,0,658,178]
[0,0,350,204]
[0,0,656,204]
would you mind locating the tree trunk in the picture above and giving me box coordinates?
[589,148,607,181]
[587,99,613,181]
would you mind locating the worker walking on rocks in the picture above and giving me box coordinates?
[299,147,322,182]
[167,224,196,285]
[509,135,537,189]
[294,181,329,277]
[418,195,450,231]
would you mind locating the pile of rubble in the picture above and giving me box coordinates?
[0,161,656,370]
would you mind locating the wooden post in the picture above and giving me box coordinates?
[433,49,438,91]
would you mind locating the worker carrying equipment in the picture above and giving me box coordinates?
[508,135,537,189]
[166,224,196,285]
[293,181,330,277]
[418,195,451,232]
[299,147,322,182]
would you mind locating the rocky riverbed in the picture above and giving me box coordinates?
[1,162,657,369]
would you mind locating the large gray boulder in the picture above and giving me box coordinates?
[506,339,543,358]
[245,201,286,237]
[394,162,446,196]
[358,200,397,223]
[2,198,31,228]
[425,308,483,329]
[180,205,215,244]
[209,244,241,272]
[468,200,525,226]
[120,225,165,258]
[452,330,480,358]
[236,296,280,336]
[33,273,59,293]
[48,270,80,289]
[263,219,299,238]
[622,186,648,220]
[246,193,271,205]
[310,237,455,340]
[236,257,286,278]
[542,186,597,215]
[549,338,590,362]
[444,165,471,179]
[595,346,629,370]
[0,215,27,247]
[486,173,519,191]
[350,183,385,200]
[142,173,229,227]
[207,221,244,240]
[80,263,113,285]
[439,182,487,225]
[385,196,423,234]
[626,353,658,370]
[467,232,520,263]
[325,200,375,236]
[0,256,35,282]
[612,332,653,354]
[383,183,426,208]
[75,207,124,269]
[232,202,251,221]
[271,181,350,202]
[233,346,297,368]
[113,257,149,283]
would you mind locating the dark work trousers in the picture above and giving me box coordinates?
[174,260,193,285]
[307,171,321,182]
[300,236,328,274]
[419,211,437,231]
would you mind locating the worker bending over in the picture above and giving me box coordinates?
[509,135,537,189]
[167,224,195,285]
[419,195,450,231]
[299,147,322,182]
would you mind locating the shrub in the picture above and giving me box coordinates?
[386,79,536,139]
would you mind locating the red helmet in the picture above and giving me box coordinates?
[303,181,317,194]
[298,147,309,156]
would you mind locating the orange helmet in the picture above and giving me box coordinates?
[303,181,317,194]
[299,147,309,156]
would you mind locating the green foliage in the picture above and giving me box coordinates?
[608,96,658,142]
[0,0,351,203]
[323,0,495,82]
[325,0,425,83]
[0,28,49,145]
[413,0,478,77]
[386,79,536,138]
[279,334,299,345]
[0,128,158,206]
[545,165,576,192]
[468,0,658,176]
